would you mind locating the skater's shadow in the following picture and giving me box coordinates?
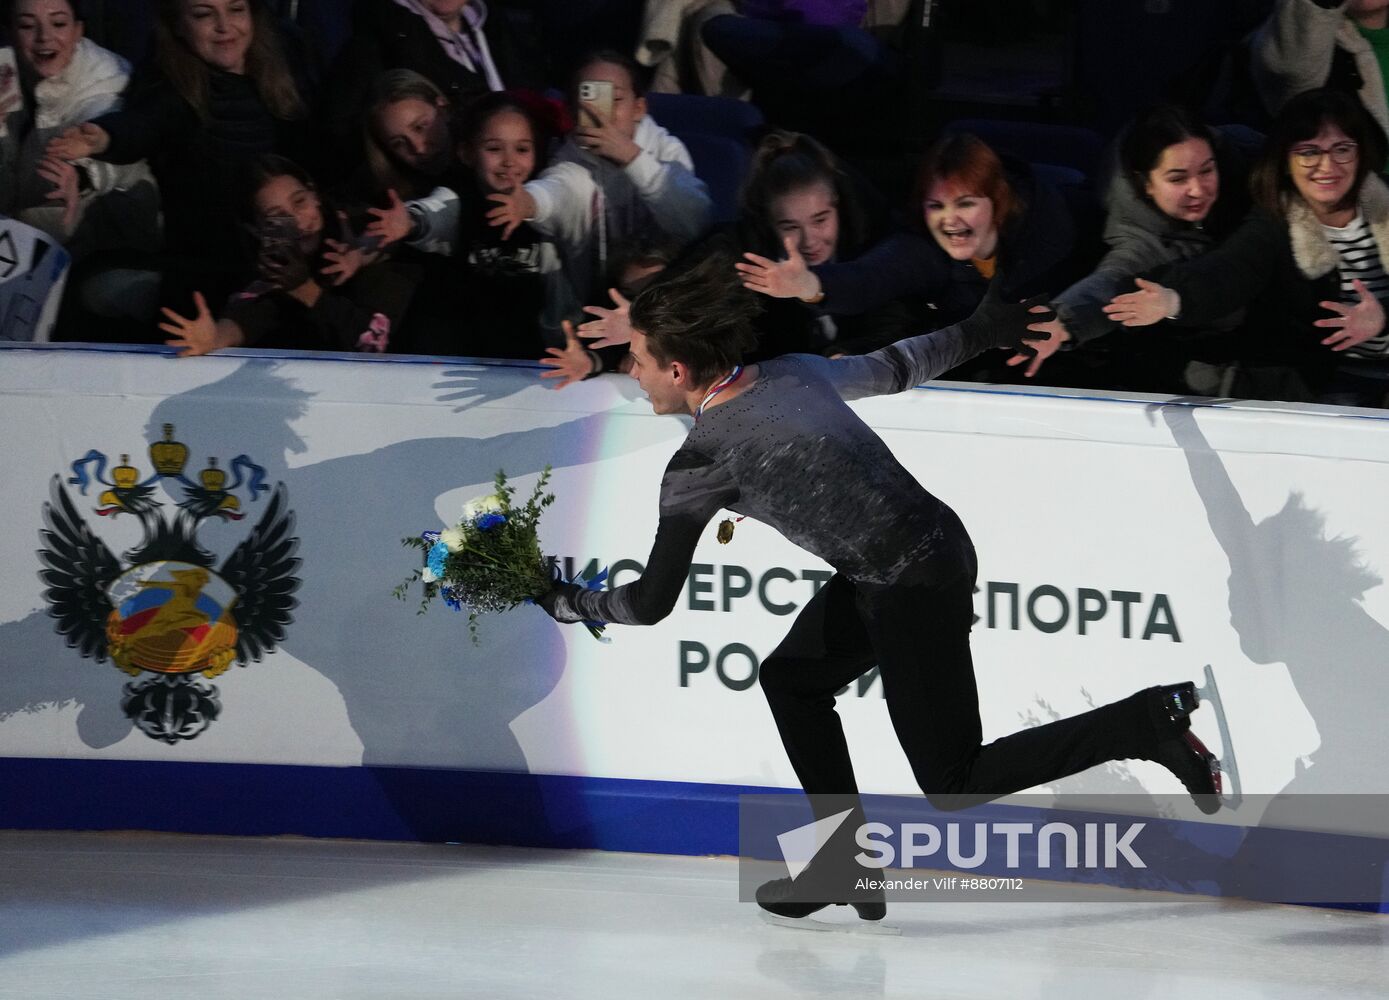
[1160,402,1389,794]
[1,356,676,843]
[1149,402,1389,905]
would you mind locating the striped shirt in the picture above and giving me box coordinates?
[1325,213,1389,359]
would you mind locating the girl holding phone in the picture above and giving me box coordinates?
[483,49,713,304]
[363,90,578,359]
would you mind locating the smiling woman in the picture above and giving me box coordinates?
[1104,88,1389,405]
[39,0,310,328]
[1027,105,1249,390]
[12,0,82,78]
[0,0,159,265]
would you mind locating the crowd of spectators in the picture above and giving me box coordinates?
[5,0,1389,408]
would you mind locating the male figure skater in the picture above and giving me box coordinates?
[538,251,1225,922]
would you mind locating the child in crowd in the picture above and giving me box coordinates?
[484,49,713,304]
[358,69,463,204]
[158,155,410,355]
[365,90,576,358]
[734,129,920,358]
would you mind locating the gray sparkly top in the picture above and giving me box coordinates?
[567,321,991,626]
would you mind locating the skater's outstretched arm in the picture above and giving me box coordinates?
[1161,404,1257,554]
[538,448,733,627]
[825,284,1056,401]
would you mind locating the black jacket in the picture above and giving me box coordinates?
[94,63,310,306]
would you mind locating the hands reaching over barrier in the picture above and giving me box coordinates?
[1006,312,1072,377]
[1104,278,1180,327]
[1316,278,1386,352]
[540,321,602,388]
[736,236,823,302]
[961,283,1057,357]
[577,287,634,349]
[365,189,413,248]
[160,292,243,357]
[486,187,537,241]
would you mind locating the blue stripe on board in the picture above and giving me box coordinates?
[1,757,1385,912]
[0,756,776,856]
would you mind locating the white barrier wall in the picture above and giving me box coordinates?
[2,345,1388,829]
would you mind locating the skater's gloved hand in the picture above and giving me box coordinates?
[536,582,587,624]
[960,282,1057,357]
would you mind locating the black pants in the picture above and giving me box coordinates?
[759,573,1152,811]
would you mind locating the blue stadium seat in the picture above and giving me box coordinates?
[676,132,752,226]
[642,94,765,225]
[944,118,1105,180]
[645,92,766,146]
[1071,0,1259,136]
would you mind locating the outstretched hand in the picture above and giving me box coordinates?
[1103,277,1179,327]
[159,291,241,357]
[577,287,634,348]
[486,188,537,241]
[735,235,821,301]
[365,189,412,247]
[1006,312,1071,377]
[1316,278,1385,351]
[540,320,600,388]
[962,282,1057,355]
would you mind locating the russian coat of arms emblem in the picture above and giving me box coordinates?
[37,424,301,743]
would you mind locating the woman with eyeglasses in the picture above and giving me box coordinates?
[1105,88,1389,405]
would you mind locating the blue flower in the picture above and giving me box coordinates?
[441,586,463,611]
[476,511,507,532]
[426,541,449,579]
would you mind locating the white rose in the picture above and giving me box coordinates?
[440,527,467,552]
[460,492,505,521]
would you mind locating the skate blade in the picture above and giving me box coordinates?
[1196,664,1243,810]
[758,909,902,936]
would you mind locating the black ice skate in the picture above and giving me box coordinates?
[1146,666,1242,814]
[756,873,898,935]
[755,843,897,935]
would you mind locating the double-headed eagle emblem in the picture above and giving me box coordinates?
[37,424,301,743]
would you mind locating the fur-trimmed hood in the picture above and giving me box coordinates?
[32,37,130,130]
[1285,172,1389,280]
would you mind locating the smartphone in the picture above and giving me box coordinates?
[0,47,22,119]
[577,79,613,128]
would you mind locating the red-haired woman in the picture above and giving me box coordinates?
[735,131,1075,371]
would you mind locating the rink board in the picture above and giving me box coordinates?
[1,344,1388,908]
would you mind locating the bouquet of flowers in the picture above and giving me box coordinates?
[394,467,608,643]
